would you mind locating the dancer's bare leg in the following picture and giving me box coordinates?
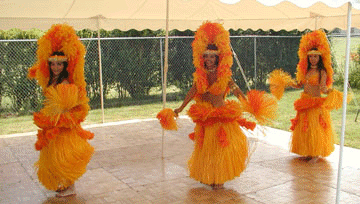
[308,156,319,164]
[299,156,312,161]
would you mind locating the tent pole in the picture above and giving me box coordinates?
[162,0,170,160]
[160,38,165,159]
[160,38,164,100]
[231,44,251,91]
[97,17,105,123]
[335,2,352,203]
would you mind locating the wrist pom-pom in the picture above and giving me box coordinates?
[242,89,278,124]
[156,108,178,130]
[268,69,295,100]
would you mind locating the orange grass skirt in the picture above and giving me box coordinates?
[187,100,249,185]
[290,92,335,157]
[36,128,94,190]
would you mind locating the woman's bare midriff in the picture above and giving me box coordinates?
[200,92,226,107]
[304,83,321,97]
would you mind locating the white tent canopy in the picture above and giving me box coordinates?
[1,0,360,31]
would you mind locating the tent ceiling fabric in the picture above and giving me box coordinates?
[1,0,360,31]
[254,0,359,8]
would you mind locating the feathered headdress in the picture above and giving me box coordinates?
[296,30,333,87]
[192,21,233,95]
[28,24,86,90]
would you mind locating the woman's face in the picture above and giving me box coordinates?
[308,54,320,67]
[203,53,217,68]
[50,61,65,77]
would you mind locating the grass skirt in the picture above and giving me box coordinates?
[290,92,335,157]
[34,84,94,191]
[187,100,249,185]
[36,128,94,190]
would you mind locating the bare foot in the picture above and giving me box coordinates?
[308,157,319,164]
[56,184,76,197]
[299,156,312,161]
[212,184,224,190]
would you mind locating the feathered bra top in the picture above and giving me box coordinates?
[296,29,333,88]
[27,24,86,90]
[192,21,233,95]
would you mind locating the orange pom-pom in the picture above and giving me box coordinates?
[268,69,295,100]
[323,89,349,110]
[242,90,278,124]
[156,108,178,130]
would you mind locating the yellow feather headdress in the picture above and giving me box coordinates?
[192,21,233,95]
[28,24,86,90]
[296,29,333,87]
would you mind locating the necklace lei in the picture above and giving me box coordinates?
[206,68,217,73]
[194,64,232,96]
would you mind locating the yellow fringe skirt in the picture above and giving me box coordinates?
[290,92,335,157]
[36,128,94,190]
[187,101,250,185]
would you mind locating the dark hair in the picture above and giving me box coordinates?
[307,48,326,83]
[203,44,219,67]
[207,44,218,50]
[47,51,69,86]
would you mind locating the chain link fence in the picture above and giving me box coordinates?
[0,35,359,118]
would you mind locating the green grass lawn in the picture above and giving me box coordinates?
[0,100,185,135]
[1,88,359,149]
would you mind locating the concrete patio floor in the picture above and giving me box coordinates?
[1,117,360,204]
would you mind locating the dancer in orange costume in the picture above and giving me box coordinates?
[169,22,276,189]
[279,30,342,163]
[28,24,94,197]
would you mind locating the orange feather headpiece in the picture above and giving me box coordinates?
[192,21,233,95]
[296,30,333,87]
[27,24,86,90]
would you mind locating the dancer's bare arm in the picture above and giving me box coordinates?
[174,85,197,115]
[229,79,246,100]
